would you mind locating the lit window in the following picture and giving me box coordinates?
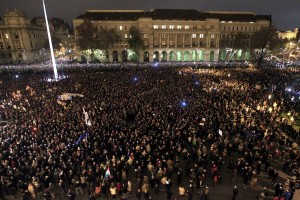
[192,34,196,38]
[129,35,132,38]
[5,33,9,39]
[144,34,148,39]
[169,25,174,29]
[229,21,233,23]
[120,26,123,30]
[124,34,128,39]
[250,22,254,24]
[185,25,189,29]
[153,25,159,29]
[199,34,204,38]
[162,25,167,29]
[211,34,215,38]
[177,25,182,29]
[221,21,225,23]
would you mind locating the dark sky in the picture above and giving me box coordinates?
[1,0,299,30]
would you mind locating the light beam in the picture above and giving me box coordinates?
[42,0,58,79]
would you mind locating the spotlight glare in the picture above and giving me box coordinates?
[180,100,188,108]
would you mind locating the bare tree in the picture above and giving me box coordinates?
[250,26,282,67]
[128,26,145,62]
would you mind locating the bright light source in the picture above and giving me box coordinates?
[268,95,272,100]
[286,88,292,92]
[180,100,188,108]
[228,73,231,77]
[133,77,138,81]
[152,62,159,67]
[291,96,295,101]
[15,75,19,78]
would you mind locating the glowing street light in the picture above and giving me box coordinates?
[42,0,58,79]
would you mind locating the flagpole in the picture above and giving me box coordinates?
[42,0,58,79]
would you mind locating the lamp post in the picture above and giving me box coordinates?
[42,0,58,79]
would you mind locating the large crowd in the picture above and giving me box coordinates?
[0,63,299,200]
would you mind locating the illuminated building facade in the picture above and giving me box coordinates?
[74,9,271,62]
[0,9,48,64]
[32,17,70,50]
[278,28,299,40]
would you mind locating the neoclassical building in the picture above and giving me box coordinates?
[32,17,70,48]
[0,9,71,64]
[73,9,271,62]
[0,9,48,64]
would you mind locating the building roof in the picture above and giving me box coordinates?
[75,9,271,22]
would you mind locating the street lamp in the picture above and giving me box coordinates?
[42,0,58,79]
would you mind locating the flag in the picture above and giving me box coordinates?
[75,132,88,145]
[83,108,91,126]
[218,129,223,136]
[105,166,111,178]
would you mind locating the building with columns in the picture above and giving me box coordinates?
[0,9,48,64]
[73,9,271,62]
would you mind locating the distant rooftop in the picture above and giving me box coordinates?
[75,9,271,22]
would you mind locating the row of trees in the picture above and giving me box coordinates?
[76,18,286,67]
[76,19,144,62]
[220,25,286,66]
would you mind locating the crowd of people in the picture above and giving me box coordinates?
[0,63,299,200]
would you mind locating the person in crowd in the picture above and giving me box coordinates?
[232,185,238,200]
[0,62,299,200]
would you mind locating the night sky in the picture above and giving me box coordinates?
[1,0,299,30]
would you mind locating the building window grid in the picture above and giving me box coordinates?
[199,34,204,38]
[184,25,189,30]
[162,25,167,29]
[192,34,196,38]
[153,25,159,29]
[169,25,174,29]
[177,25,182,30]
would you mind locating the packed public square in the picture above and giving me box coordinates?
[0,62,299,200]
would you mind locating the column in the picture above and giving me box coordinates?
[206,33,210,48]
[149,51,154,62]
[118,51,122,62]
[159,34,162,48]
[108,51,113,62]
[175,34,177,48]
